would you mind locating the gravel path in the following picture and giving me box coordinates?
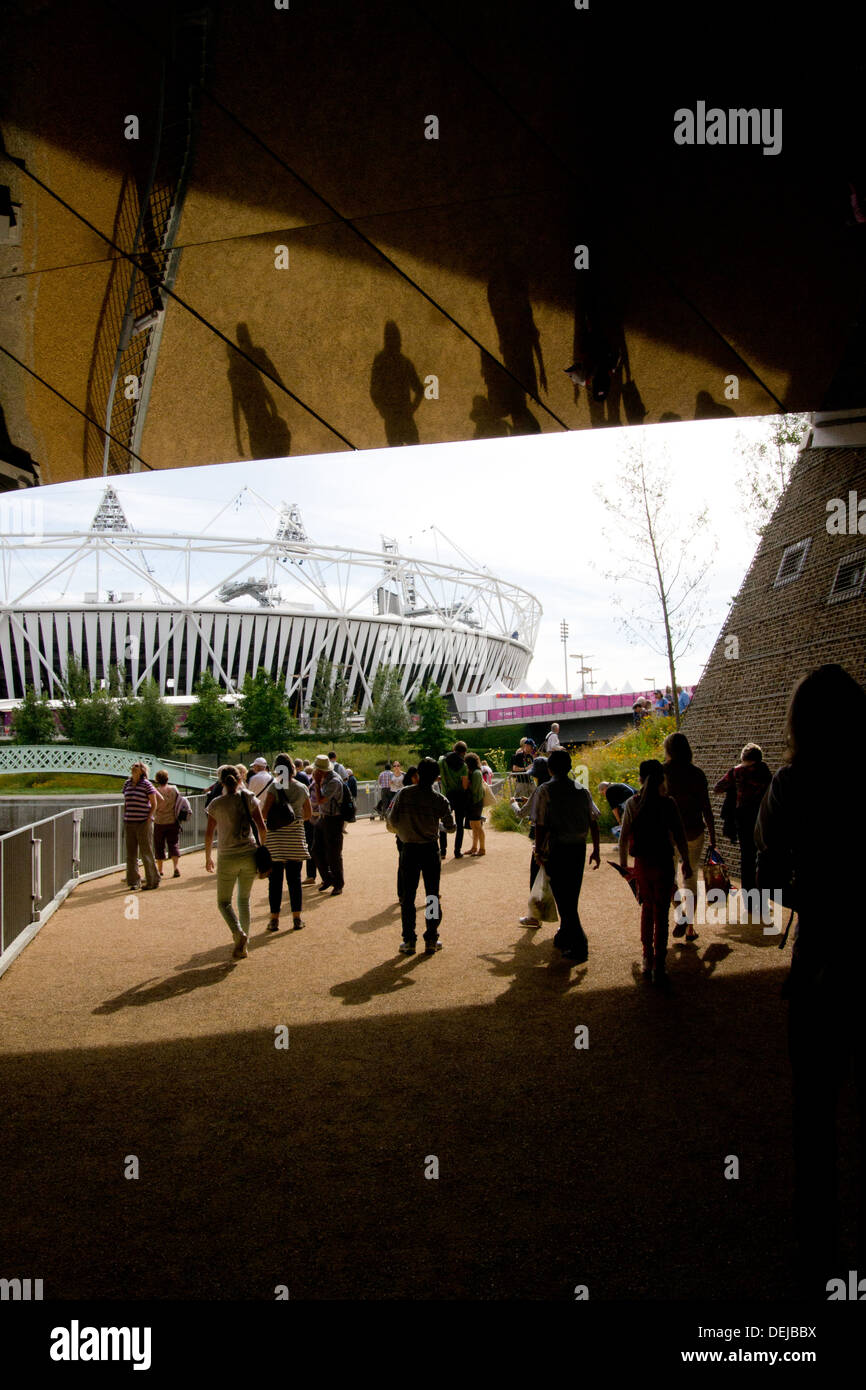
[0,820,826,1300]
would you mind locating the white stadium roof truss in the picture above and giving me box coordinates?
[0,528,540,710]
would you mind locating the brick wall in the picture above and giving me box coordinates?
[683,445,866,878]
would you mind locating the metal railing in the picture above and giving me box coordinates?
[0,793,208,977]
[0,745,216,789]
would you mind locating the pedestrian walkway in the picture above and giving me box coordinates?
[0,821,810,1299]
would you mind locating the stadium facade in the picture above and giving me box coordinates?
[0,488,539,713]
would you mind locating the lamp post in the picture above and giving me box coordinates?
[569,653,595,698]
[560,620,569,695]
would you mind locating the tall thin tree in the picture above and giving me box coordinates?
[595,442,716,728]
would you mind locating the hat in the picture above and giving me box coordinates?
[251,757,268,770]
[313,754,332,771]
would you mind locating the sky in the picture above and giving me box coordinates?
[0,413,780,694]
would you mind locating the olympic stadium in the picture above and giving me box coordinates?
[0,486,540,712]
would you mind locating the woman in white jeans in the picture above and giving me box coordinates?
[204,764,268,960]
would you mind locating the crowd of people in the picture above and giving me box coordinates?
[118,662,864,1291]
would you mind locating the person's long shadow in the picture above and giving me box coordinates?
[479,926,588,1004]
[330,951,435,1006]
[369,320,424,445]
[227,321,292,459]
[92,962,237,1013]
[485,266,545,434]
[348,902,402,935]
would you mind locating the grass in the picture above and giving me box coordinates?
[0,773,127,795]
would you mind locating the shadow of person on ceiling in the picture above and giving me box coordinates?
[486,264,546,434]
[370,320,424,446]
[694,390,736,420]
[0,402,41,489]
[226,322,292,460]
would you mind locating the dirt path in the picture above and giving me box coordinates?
[0,820,822,1300]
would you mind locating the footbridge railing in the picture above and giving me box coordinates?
[0,745,217,789]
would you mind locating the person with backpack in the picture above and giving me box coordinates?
[533,748,601,963]
[619,759,691,986]
[387,757,456,955]
[438,740,471,859]
[153,769,182,878]
[259,752,308,932]
[662,731,716,940]
[310,752,346,896]
[204,764,268,960]
[714,743,772,907]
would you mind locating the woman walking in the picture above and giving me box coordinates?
[204,764,268,960]
[259,753,310,933]
[122,761,161,891]
[619,759,691,986]
[464,752,486,856]
[153,769,182,878]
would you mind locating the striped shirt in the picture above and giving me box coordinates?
[123,777,157,822]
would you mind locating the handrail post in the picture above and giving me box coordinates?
[31,833,42,923]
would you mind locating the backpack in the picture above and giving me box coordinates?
[339,779,356,823]
[265,780,295,831]
[176,794,191,823]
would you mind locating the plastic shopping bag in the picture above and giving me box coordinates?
[528,864,559,923]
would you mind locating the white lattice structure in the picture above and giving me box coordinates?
[0,495,540,711]
[0,745,216,788]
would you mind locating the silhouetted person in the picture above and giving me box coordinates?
[714,743,772,901]
[227,323,291,459]
[486,266,545,434]
[619,759,691,985]
[370,320,423,445]
[756,664,866,1296]
[534,747,601,963]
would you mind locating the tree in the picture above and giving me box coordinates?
[71,687,123,748]
[737,412,811,536]
[124,679,176,757]
[366,663,410,744]
[238,668,297,756]
[58,655,92,739]
[411,683,450,758]
[595,441,716,729]
[307,657,350,740]
[183,671,239,762]
[10,686,56,744]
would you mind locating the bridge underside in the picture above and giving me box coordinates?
[2,0,865,487]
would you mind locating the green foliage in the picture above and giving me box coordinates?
[124,679,176,757]
[737,413,811,536]
[307,658,351,740]
[70,687,123,748]
[10,686,56,744]
[489,796,530,835]
[183,671,239,762]
[484,746,507,773]
[366,664,410,744]
[571,714,676,834]
[411,683,450,758]
[239,668,298,756]
[58,656,92,739]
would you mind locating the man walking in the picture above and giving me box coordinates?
[310,753,346,895]
[247,757,272,796]
[534,749,601,962]
[542,723,562,754]
[387,757,455,955]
